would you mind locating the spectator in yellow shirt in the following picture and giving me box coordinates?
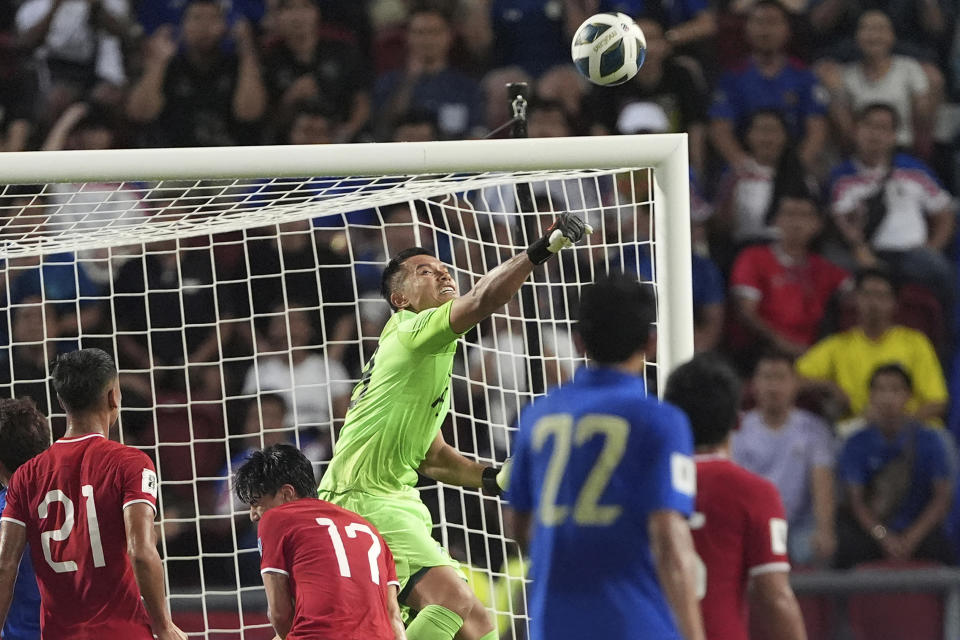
[797,268,947,425]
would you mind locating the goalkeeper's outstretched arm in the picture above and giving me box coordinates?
[448,213,590,334]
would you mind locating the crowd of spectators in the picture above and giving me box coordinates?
[3,0,960,599]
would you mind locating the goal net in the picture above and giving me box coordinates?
[0,136,692,639]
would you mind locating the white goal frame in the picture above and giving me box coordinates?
[0,133,694,389]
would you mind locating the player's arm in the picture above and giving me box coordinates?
[448,213,591,334]
[0,519,27,629]
[418,430,487,488]
[124,503,184,639]
[749,571,807,640]
[648,510,706,640]
[387,584,407,640]
[503,508,533,552]
[263,571,295,639]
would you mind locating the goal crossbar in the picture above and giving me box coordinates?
[1,134,687,182]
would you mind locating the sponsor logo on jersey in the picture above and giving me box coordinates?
[671,453,696,497]
[142,469,158,497]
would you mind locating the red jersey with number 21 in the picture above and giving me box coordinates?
[0,433,157,639]
[691,455,790,640]
[258,498,400,640]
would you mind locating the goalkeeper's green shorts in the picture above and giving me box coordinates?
[317,489,464,597]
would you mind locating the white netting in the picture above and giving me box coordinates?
[0,166,666,639]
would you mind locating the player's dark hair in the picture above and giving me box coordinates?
[234,443,316,503]
[856,102,901,130]
[51,348,118,413]
[855,266,897,294]
[664,354,742,448]
[869,362,913,392]
[0,397,50,474]
[577,274,655,364]
[381,247,434,311]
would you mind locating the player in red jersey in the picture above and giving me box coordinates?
[664,353,806,640]
[234,443,405,640]
[0,349,186,640]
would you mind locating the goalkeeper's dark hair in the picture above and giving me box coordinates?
[234,443,316,504]
[664,353,742,448]
[381,247,434,311]
[577,274,655,364]
[0,397,50,474]
[51,348,118,413]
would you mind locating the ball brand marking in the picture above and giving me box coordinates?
[592,30,618,53]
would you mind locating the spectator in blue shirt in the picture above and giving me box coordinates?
[835,363,955,568]
[489,0,569,77]
[709,0,829,174]
[374,4,484,140]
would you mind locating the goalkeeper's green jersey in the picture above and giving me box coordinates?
[318,299,466,497]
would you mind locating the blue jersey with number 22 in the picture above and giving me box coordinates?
[506,367,696,640]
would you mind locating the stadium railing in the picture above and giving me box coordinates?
[791,566,960,640]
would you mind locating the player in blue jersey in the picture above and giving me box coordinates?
[504,274,705,640]
[0,398,49,640]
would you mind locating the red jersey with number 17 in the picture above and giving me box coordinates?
[258,498,400,640]
[0,433,157,639]
[691,455,791,640]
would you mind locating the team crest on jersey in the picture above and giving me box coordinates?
[670,453,696,497]
[142,469,158,497]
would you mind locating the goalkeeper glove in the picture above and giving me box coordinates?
[526,213,593,265]
[482,459,512,497]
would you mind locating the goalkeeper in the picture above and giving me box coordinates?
[318,213,591,640]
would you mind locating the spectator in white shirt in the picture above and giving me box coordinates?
[828,102,955,308]
[16,0,133,123]
[242,305,352,431]
[818,10,935,156]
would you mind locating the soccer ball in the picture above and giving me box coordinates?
[571,12,646,87]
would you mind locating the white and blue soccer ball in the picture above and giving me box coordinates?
[571,12,647,87]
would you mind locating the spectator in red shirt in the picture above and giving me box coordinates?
[730,193,850,362]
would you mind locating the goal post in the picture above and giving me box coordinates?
[0,134,693,638]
